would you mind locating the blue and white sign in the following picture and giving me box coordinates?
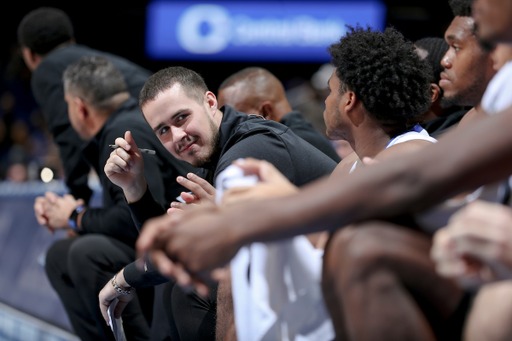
[145,1,387,62]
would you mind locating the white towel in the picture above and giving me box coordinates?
[216,164,334,341]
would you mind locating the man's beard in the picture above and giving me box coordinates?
[191,119,221,168]
[440,76,486,108]
[440,93,463,108]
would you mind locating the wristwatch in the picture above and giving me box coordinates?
[68,205,85,231]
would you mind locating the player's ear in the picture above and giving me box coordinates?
[430,83,441,103]
[205,91,218,112]
[259,101,275,120]
[21,47,42,71]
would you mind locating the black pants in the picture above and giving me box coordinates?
[45,235,152,341]
[162,281,218,341]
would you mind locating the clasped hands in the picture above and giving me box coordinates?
[34,191,84,234]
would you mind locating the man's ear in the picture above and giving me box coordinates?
[205,91,218,112]
[20,47,43,71]
[259,101,275,120]
[74,97,88,121]
[430,83,441,103]
[344,91,357,113]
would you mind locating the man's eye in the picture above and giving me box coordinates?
[453,45,460,52]
[177,114,186,121]
[160,126,169,135]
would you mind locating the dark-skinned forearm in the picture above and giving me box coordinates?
[233,108,512,245]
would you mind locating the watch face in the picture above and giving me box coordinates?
[68,206,85,231]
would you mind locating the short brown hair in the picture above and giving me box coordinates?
[139,66,208,108]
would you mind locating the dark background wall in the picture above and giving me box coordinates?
[0,0,455,181]
[1,0,454,92]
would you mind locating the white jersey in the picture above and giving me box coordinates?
[349,125,436,173]
[481,60,512,115]
[386,124,437,148]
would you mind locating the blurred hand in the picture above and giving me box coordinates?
[34,196,50,229]
[44,192,85,230]
[137,204,238,296]
[431,200,512,289]
[222,158,298,205]
[104,131,147,203]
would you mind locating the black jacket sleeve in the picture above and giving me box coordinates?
[31,61,93,203]
[123,259,169,288]
[128,188,167,231]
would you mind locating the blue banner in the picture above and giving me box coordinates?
[145,1,386,62]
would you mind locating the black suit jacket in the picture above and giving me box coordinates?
[31,44,152,202]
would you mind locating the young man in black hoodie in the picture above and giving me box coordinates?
[100,66,337,340]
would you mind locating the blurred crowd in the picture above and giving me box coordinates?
[0,50,61,182]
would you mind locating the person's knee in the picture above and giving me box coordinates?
[323,226,356,277]
[67,235,107,268]
[325,223,396,288]
[45,238,75,279]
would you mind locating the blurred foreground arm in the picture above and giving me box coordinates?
[432,200,512,289]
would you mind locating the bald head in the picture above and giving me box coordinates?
[218,67,292,122]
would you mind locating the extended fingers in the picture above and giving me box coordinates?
[99,300,110,326]
[181,192,199,203]
[34,197,49,225]
[105,153,131,173]
[148,249,195,290]
[177,174,215,202]
[114,136,131,152]
[167,206,185,215]
[187,173,216,195]
[44,191,59,204]
[99,285,115,326]
[431,229,465,276]
[137,214,180,255]
[170,201,190,210]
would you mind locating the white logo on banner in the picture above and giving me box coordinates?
[177,4,231,54]
[176,4,346,55]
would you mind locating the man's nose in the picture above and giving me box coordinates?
[441,52,452,69]
[171,126,187,143]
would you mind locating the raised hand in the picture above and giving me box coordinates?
[167,173,216,214]
[104,131,147,203]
